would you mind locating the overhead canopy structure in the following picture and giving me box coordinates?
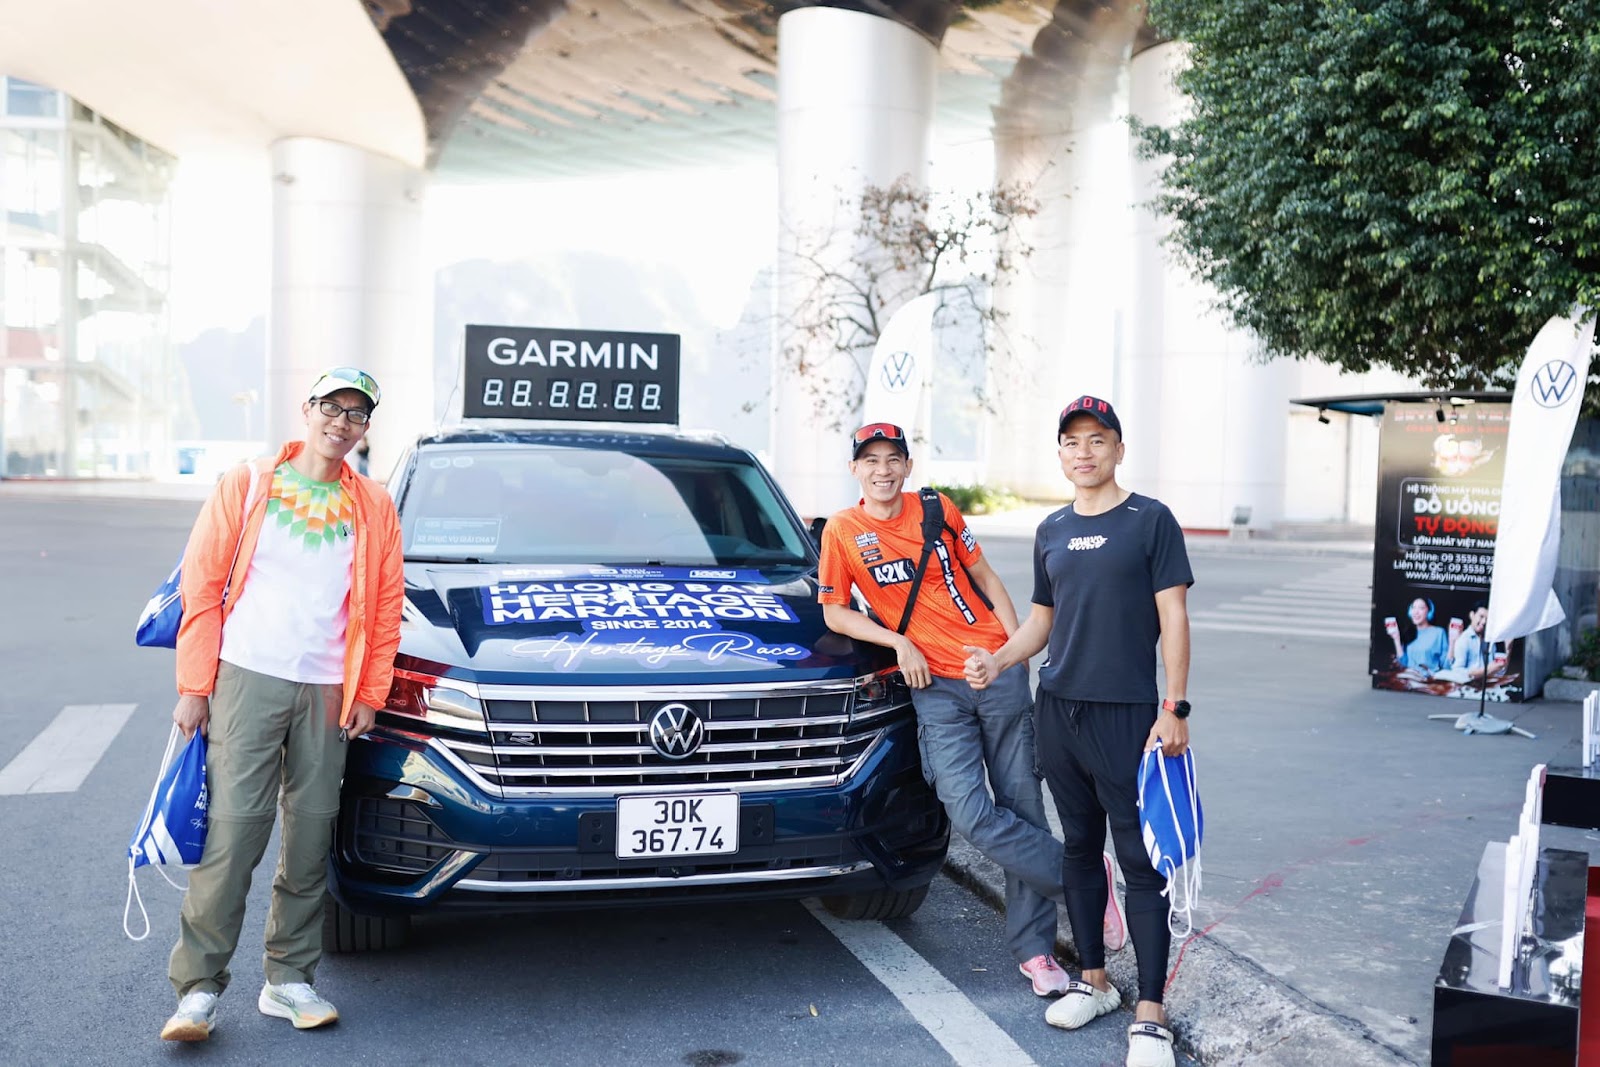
[0,0,425,164]
[376,0,1090,180]
[0,0,1155,182]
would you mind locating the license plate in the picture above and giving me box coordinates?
[615,792,739,859]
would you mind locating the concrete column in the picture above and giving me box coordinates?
[1128,42,1287,529]
[268,137,431,480]
[772,8,937,517]
[985,129,1076,500]
[988,121,1133,499]
[984,19,1138,501]
[1121,43,1173,498]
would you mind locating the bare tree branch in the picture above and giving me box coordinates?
[775,176,1042,429]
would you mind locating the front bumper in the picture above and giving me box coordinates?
[329,720,949,916]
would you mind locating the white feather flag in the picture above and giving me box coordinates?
[1486,313,1596,643]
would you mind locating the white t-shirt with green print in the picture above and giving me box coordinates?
[220,462,357,685]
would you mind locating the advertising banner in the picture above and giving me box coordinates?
[862,291,938,445]
[1370,401,1525,701]
[1487,314,1596,643]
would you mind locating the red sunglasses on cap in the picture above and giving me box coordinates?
[851,422,909,457]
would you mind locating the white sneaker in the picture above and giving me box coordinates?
[160,990,218,1042]
[1103,851,1128,952]
[258,981,339,1029]
[1044,979,1121,1030]
[1127,1021,1176,1067]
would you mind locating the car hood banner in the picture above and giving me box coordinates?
[396,563,867,683]
[1370,401,1525,701]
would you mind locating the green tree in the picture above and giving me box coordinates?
[1141,0,1600,397]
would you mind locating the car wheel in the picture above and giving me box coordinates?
[323,895,411,953]
[820,885,930,921]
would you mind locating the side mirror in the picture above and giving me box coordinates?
[808,515,827,549]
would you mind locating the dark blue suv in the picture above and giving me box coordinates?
[325,427,948,950]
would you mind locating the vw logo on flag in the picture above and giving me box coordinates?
[881,351,916,394]
[1532,359,1579,408]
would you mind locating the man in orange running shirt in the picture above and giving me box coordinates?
[817,421,1070,998]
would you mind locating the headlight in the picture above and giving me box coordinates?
[853,668,911,719]
[383,668,488,733]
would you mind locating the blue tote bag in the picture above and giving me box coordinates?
[123,725,209,941]
[1138,744,1204,937]
[135,465,260,649]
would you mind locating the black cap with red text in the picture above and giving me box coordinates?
[1057,395,1122,438]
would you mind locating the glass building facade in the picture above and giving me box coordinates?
[1,77,173,478]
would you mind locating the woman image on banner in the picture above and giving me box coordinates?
[1385,597,1448,675]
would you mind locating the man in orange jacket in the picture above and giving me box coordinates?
[160,367,405,1042]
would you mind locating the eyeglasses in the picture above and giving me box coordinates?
[314,399,372,425]
[852,422,906,445]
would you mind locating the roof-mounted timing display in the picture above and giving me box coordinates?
[463,324,681,425]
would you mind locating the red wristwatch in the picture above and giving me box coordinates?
[1161,698,1192,719]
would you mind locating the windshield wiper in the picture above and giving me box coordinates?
[404,555,506,565]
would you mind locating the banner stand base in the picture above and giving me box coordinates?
[1426,710,1537,739]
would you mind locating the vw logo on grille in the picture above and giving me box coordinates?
[648,703,704,760]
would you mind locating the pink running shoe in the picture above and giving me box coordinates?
[1103,851,1128,952]
[1019,954,1071,996]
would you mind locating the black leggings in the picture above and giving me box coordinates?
[1035,690,1172,1004]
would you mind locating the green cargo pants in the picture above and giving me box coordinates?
[168,661,346,998]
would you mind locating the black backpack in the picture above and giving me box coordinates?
[896,487,995,634]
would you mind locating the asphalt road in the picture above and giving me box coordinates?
[0,495,1207,1067]
[8,493,1580,1066]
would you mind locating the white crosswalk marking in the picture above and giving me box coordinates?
[0,704,137,795]
[1190,562,1372,641]
[805,899,1038,1067]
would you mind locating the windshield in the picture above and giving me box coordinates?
[398,444,813,568]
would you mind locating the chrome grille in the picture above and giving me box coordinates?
[431,680,911,795]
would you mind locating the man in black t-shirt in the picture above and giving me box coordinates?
[964,395,1194,1067]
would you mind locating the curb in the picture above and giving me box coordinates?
[1542,677,1600,703]
[940,837,1418,1066]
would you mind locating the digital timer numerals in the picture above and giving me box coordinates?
[479,378,663,412]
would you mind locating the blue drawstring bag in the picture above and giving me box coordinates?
[135,563,185,648]
[123,726,209,940]
[1138,744,1204,937]
[135,465,261,649]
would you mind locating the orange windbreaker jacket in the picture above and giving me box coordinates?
[175,442,406,722]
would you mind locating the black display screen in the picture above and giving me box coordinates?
[462,325,681,424]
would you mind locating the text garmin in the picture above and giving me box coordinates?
[322,326,948,952]
[464,325,680,424]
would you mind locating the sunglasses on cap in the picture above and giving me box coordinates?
[852,422,907,445]
[309,366,382,407]
[851,422,909,457]
[844,422,908,460]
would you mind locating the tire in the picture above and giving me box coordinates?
[820,885,929,921]
[322,895,411,953]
